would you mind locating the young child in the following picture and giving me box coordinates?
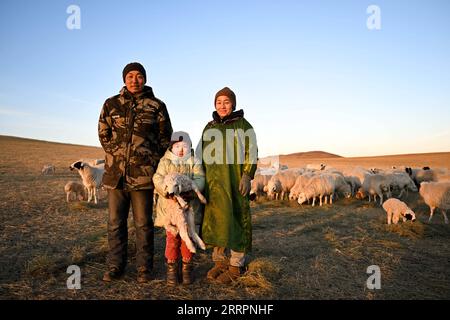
[153,131,205,286]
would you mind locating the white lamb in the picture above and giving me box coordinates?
[419,182,450,224]
[297,174,335,206]
[41,164,56,175]
[70,160,104,204]
[64,181,87,203]
[161,173,207,253]
[382,198,416,225]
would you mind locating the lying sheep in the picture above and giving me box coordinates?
[306,163,326,171]
[382,198,416,225]
[64,181,86,202]
[41,164,56,175]
[161,173,207,253]
[297,174,335,206]
[267,169,300,200]
[250,174,272,200]
[419,182,450,224]
[358,174,391,205]
[70,161,104,204]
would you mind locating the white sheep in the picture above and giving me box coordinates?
[70,160,104,204]
[419,182,450,224]
[267,169,300,200]
[405,167,436,189]
[306,163,326,171]
[289,173,315,200]
[250,174,272,200]
[161,173,207,253]
[297,174,335,206]
[358,174,391,205]
[329,173,352,200]
[344,175,362,197]
[386,172,418,199]
[41,164,56,175]
[64,181,87,203]
[382,198,416,225]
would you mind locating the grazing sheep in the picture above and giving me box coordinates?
[386,172,417,199]
[329,173,351,199]
[382,198,416,225]
[344,175,362,197]
[419,182,450,224]
[161,173,207,253]
[267,169,300,200]
[70,161,104,204]
[358,174,391,205]
[64,181,86,203]
[405,167,436,189]
[250,174,272,200]
[41,164,56,175]
[289,173,315,200]
[297,174,335,206]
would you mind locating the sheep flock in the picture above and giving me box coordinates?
[252,164,450,224]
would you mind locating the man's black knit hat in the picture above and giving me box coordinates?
[122,62,147,83]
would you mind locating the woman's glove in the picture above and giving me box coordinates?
[239,173,251,196]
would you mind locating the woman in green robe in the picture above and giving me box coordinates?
[200,87,258,284]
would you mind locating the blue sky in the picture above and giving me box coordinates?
[0,0,449,157]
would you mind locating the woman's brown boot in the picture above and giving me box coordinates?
[167,262,179,287]
[216,265,243,285]
[206,260,228,281]
[182,261,193,285]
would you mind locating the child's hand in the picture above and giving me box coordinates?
[239,173,251,196]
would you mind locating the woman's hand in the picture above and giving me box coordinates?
[239,173,251,196]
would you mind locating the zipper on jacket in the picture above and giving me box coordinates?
[124,101,137,189]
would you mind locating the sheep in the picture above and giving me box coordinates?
[382,198,416,225]
[297,174,335,206]
[306,163,326,171]
[405,167,436,189]
[70,161,104,204]
[357,174,391,205]
[342,167,372,187]
[386,172,417,199]
[266,169,301,200]
[419,182,450,224]
[329,173,352,200]
[289,173,315,200]
[41,164,56,175]
[250,174,272,200]
[344,175,362,197]
[64,181,87,203]
[161,173,207,253]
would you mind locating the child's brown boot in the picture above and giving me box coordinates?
[215,265,244,285]
[167,262,179,287]
[182,261,193,285]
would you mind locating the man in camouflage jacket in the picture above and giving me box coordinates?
[98,62,173,283]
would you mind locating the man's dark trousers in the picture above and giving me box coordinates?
[106,187,154,271]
